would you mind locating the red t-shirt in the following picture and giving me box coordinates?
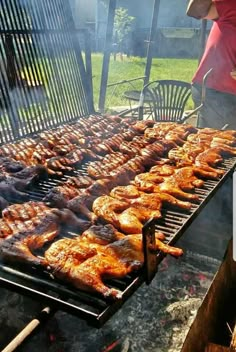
[192,0,236,95]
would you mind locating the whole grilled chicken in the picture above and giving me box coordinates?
[44,232,183,300]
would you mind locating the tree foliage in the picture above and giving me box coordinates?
[113,7,135,49]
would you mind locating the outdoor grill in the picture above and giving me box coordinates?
[0,135,234,329]
[0,1,235,351]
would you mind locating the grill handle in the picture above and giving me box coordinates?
[142,218,158,284]
[2,306,54,352]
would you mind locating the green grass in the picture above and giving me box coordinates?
[91,54,199,111]
[19,53,199,118]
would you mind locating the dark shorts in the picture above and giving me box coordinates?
[192,83,236,130]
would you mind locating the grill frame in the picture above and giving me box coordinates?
[0,0,94,144]
[0,157,235,328]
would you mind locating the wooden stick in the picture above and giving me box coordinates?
[205,342,229,352]
[230,323,236,351]
[2,307,52,352]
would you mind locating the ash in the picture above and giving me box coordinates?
[0,251,220,352]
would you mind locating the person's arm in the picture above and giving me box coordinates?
[204,3,219,20]
[186,0,213,19]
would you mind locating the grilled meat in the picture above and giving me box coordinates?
[43,186,84,208]
[92,195,130,227]
[80,224,125,245]
[118,207,162,234]
[194,149,225,176]
[111,184,191,211]
[0,196,9,213]
[0,157,25,173]
[67,194,98,222]
[0,211,60,266]
[64,175,93,189]
[92,193,162,234]
[110,185,141,199]
[11,165,48,181]
[44,231,182,299]
[0,181,29,202]
[2,201,49,222]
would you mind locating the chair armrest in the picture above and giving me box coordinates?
[118,106,139,117]
[180,104,203,123]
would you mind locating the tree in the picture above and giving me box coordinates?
[113,7,135,59]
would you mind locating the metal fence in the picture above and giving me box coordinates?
[0,0,94,143]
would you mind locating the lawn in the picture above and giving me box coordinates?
[19,53,199,120]
[91,53,199,111]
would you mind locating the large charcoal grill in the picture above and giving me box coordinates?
[0,0,235,331]
[0,154,235,327]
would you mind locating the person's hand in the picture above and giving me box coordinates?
[230,68,236,80]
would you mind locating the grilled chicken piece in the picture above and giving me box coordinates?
[150,164,175,176]
[194,148,225,176]
[110,185,141,199]
[53,208,91,231]
[43,186,84,208]
[87,178,116,196]
[133,167,200,202]
[130,120,155,134]
[80,224,125,245]
[2,201,49,221]
[0,207,90,266]
[0,181,29,202]
[150,165,208,189]
[0,196,9,213]
[44,232,182,300]
[87,153,129,179]
[118,207,162,234]
[93,193,162,234]
[92,196,130,228]
[0,211,61,266]
[62,149,84,166]
[64,175,93,189]
[155,182,199,202]
[45,157,74,172]
[0,157,25,173]
[168,142,205,165]
[134,173,164,186]
[11,165,48,181]
[111,184,192,211]
[119,141,142,157]
[0,173,42,193]
[108,167,135,187]
[81,148,101,161]
[144,123,197,142]
[140,142,165,159]
[67,192,98,222]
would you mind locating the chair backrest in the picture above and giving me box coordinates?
[143,79,192,122]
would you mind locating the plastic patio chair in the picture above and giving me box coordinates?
[137,69,213,124]
[138,79,193,123]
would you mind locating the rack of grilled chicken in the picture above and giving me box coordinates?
[0,117,236,300]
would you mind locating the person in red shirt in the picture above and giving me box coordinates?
[187,0,236,129]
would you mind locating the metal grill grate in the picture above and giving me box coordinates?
[0,156,235,327]
[0,0,94,143]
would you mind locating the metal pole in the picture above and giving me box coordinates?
[144,0,161,86]
[95,0,99,52]
[98,0,117,113]
[198,19,207,63]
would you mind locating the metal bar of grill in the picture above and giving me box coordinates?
[0,0,93,143]
[0,150,235,327]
